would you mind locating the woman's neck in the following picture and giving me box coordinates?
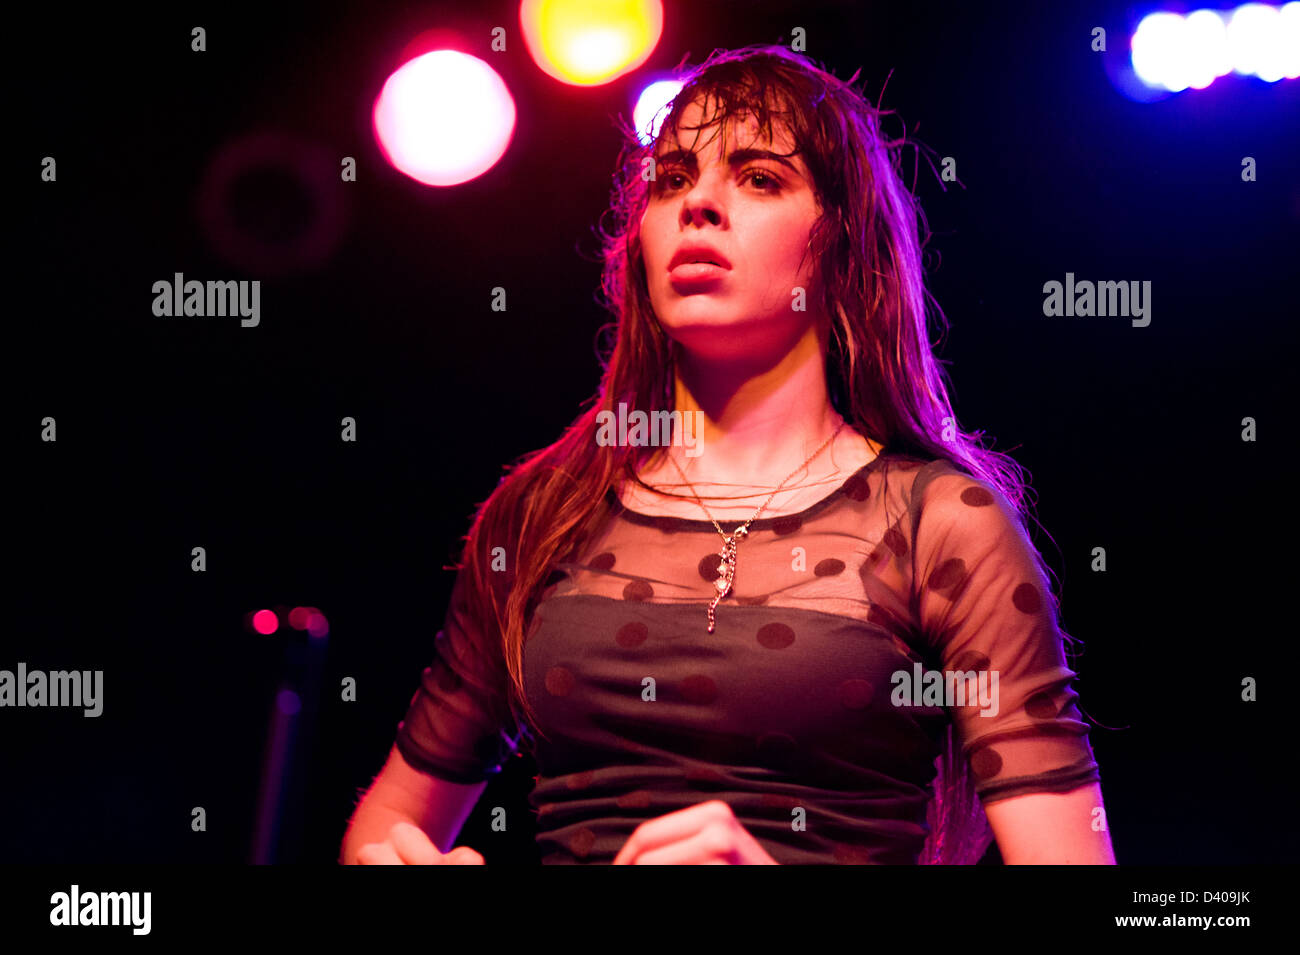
[662,326,849,487]
[621,423,880,519]
[618,330,884,515]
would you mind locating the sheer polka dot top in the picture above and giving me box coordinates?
[395,452,1100,864]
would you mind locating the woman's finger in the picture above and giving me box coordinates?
[613,800,732,864]
[441,846,486,865]
[631,826,735,865]
[355,840,405,865]
[389,821,444,865]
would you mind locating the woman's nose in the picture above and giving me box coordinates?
[682,203,722,227]
[680,186,724,227]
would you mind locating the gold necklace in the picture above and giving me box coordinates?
[662,422,846,633]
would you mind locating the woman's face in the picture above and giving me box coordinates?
[639,97,824,363]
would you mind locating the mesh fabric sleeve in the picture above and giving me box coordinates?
[910,462,1100,805]
[394,565,523,784]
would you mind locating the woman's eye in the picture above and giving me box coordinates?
[653,169,781,193]
[743,169,781,191]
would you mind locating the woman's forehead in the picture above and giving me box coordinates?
[655,107,800,160]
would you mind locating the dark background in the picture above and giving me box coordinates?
[10,0,1295,863]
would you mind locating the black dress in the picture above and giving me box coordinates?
[395,452,1101,863]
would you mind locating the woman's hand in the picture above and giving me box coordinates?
[355,821,485,865]
[612,799,779,864]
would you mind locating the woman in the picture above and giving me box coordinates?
[343,44,1114,865]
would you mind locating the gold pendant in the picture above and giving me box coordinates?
[707,528,746,633]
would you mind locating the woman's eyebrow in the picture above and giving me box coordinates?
[654,147,804,177]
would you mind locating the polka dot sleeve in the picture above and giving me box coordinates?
[911,464,1100,805]
[393,567,523,784]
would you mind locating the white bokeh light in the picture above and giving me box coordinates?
[633,79,684,146]
[373,50,516,187]
[1134,4,1297,90]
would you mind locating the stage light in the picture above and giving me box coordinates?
[1133,4,1298,91]
[633,79,683,145]
[1282,2,1300,78]
[1183,10,1231,88]
[373,49,516,187]
[519,0,664,86]
[276,689,301,716]
[304,608,330,639]
[252,609,279,635]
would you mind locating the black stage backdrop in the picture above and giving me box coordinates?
[9,0,1295,879]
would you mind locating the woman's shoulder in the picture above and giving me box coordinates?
[869,452,1014,527]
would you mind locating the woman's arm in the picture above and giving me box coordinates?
[339,744,488,863]
[982,781,1116,864]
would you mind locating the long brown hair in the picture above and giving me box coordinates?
[452,44,1075,864]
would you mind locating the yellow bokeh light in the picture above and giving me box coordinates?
[520,0,664,86]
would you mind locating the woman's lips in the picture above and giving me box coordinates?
[668,262,729,290]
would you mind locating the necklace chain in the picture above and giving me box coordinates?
[662,421,846,633]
